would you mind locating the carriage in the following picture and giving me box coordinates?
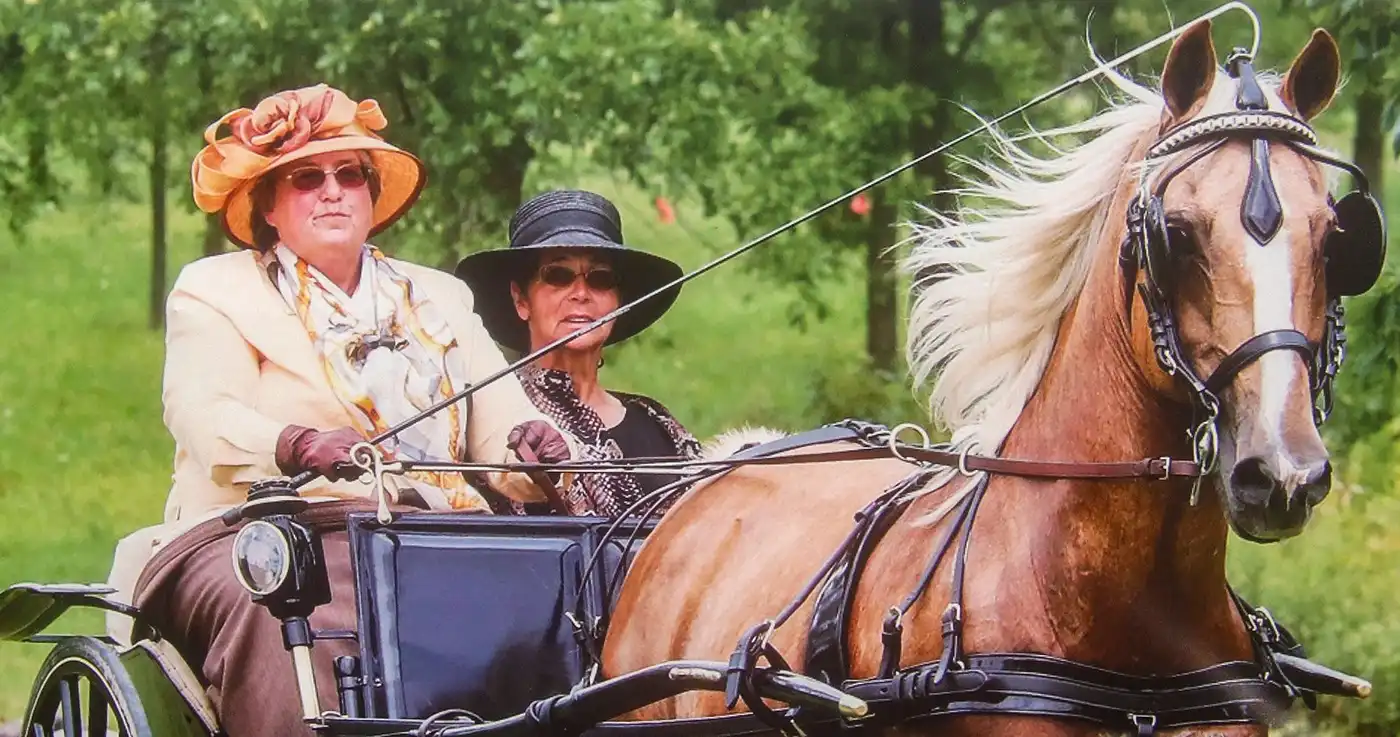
[2,4,1390,736]
[0,443,878,737]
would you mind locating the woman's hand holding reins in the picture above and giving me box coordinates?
[275,425,365,481]
[507,420,572,465]
[506,420,573,513]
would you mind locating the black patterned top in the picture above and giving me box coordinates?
[489,365,702,517]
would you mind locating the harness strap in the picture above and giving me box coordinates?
[843,653,1295,734]
[723,622,802,734]
[806,484,916,684]
[702,445,1204,479]
[1204,329,1315,395]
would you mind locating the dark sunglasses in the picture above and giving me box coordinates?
[538,264,619,291]
[285,163,373,192]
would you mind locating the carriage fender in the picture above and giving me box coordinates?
[119,639,221,736]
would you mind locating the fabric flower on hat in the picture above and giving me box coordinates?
[232,88,331,154]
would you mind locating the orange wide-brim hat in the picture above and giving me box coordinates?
[191,83,426,249]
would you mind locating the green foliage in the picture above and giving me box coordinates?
[1283,0,1400,89]
[1230,492,1400,736]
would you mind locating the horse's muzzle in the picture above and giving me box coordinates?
[1223,450,1331,542]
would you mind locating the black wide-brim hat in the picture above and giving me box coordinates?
[454,189,685,354]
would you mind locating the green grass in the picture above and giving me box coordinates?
[0,195,200,716]
[1,161,1397,735]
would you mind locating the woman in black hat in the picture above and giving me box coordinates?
[456,189,702,517]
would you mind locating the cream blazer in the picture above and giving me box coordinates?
[106,250,562,635]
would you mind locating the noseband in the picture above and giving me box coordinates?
[1120,50,1387,497]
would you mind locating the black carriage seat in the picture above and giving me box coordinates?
[0,582,222,735]
[347,513,653,721]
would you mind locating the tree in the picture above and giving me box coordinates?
[2,0,253,324]
[1283,0,1400,195]
[522,0,1106,376]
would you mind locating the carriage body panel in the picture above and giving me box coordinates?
[347,512,652,721]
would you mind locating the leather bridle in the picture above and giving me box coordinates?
[1120,50,1383,501]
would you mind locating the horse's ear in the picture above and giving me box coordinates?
[1160,19,1217,121]
[1281,29,1341,121]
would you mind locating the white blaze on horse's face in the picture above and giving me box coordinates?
[1214,150,1332,542]
[1147,22,1342,542]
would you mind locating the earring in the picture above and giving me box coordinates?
[597,355,606,369]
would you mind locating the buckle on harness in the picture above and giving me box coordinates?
[1157,456,1172,481]
[1130,713,1157,736]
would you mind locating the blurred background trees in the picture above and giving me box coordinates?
[1,1,1398,732]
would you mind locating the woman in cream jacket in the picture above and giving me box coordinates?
[108,84,574,737]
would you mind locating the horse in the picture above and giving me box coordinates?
[600,20,1383,736]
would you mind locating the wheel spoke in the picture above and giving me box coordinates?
[86,678,108,737]
[58,676,82,737]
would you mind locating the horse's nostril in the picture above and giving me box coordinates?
[1229,457,1277,506]
[1292,460,1332,508]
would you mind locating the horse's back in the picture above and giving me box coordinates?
[600,442,921,717]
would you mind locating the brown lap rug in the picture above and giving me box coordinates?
[132,500,418,737]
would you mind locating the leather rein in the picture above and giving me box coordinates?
[384,441,1204,482]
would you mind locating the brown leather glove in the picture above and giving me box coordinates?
[506,420,572,465]
[275,425,366,480]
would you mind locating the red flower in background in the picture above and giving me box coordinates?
[850,193,871,216]
[655,196,675,224]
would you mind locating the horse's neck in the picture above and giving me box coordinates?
[983,230,1248,668]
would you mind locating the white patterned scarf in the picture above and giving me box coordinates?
[267,244,488,512]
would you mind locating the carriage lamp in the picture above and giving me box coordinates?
[232,521,293,597]
[228,478,335,722]
[229,514,332,619]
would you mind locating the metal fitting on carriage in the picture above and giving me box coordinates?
[334,655,365,718]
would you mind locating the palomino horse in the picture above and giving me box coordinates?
[602,20,1383,736]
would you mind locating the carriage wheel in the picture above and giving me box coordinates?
[22,636,151,737]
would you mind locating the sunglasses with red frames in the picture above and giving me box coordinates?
[284,163,374,192]
[537,264,619,291]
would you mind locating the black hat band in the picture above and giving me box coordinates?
[511,208,622,246]
[510,223,620,249]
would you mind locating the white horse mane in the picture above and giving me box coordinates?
[901,64,1287,459]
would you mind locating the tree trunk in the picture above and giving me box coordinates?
[866,190,899,372]
[1353,79,1386,200]
[203,213,225,256]
[907,0,957,292]
[148,30,169,330]
[484,133,535,219]
[439,134,534,268]
[27,122,50,201]
[906,0,945,181]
